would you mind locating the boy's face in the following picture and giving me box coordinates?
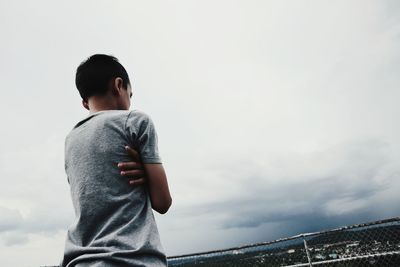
[119,84,133,110]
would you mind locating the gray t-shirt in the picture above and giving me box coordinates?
[61,110,167,267]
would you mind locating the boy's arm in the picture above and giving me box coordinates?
[143,163,172,214]
[126,111,172,213]
[119,146,172,214]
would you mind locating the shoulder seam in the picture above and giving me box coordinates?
[124,110,136,145]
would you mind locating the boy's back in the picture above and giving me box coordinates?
[61,110,167,267]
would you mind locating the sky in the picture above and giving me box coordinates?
[0,0,400,266]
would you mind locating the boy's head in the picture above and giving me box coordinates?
[76,54,132,111]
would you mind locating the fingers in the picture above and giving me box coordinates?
[120,169,145,177]
[119,146,146,187]
[120,168,147,186]
[125,146,141,162]
[129,178,146,186]
[118,161,143,171]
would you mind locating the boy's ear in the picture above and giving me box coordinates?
[82,100,89,110]
[111,77,124,96]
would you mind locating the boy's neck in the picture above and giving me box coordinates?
[85,85,131,113]
[87,96,119,114]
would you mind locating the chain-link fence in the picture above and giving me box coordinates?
[167,217,400,267]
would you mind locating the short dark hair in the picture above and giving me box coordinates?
[75,54,131,101]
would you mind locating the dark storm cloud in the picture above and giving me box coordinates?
[0,204,72,246]
[178,139,399,240]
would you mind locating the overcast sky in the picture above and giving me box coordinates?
[1,0,400,266]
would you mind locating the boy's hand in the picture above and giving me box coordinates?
[118,146,146,186]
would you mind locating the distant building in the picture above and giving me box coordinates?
[346,242,359,247]
[329,253,338,259]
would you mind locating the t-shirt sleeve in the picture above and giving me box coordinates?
[126,110,162,164]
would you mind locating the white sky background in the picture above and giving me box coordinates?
[1,0,400,266]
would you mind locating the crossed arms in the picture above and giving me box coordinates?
[118,146,172,214]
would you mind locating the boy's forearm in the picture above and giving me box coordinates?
[144,163,172,214]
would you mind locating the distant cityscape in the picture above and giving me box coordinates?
[168,218,400,266]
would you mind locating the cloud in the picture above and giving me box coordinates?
[176,139,399,233]
[0,135,74,247]
[0,203,72,246]
[0,231,29,246]
[0,207,30,247]
[0,207,24,232]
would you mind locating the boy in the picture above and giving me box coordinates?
[61,54,172,267]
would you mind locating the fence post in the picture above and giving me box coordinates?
[303,236,313,267]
